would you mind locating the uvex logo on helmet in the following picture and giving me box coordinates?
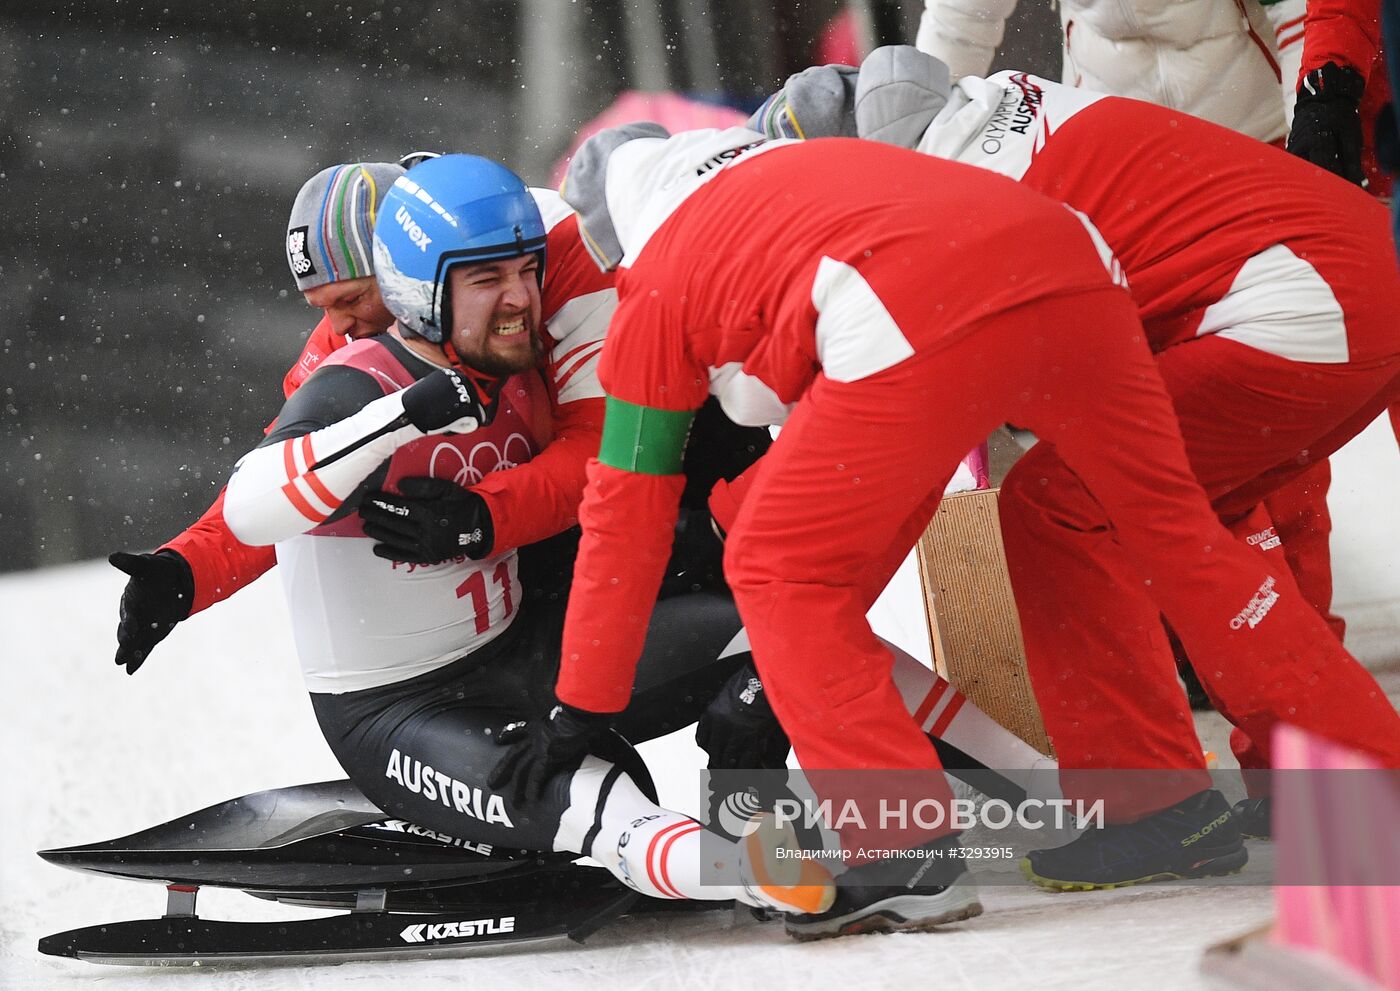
[396,206,433,252]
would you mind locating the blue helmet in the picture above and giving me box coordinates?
[371,154,547,344]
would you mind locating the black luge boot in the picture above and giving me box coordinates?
[1231,796,1272,840]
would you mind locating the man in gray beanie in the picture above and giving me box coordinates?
[284,161,406,343]
[108,161,404,676]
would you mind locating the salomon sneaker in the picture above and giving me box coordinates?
[1022,789,1247,890]
[783,835,983,941]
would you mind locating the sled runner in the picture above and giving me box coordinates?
[37,779,645,966]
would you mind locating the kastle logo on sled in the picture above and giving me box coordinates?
[399,916,516,943]
[362,817,495,856]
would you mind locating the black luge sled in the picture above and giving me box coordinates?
[38,780,639,966]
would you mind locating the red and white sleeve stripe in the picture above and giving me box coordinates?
[278,433,343,524]
[1262,0,1309,112]
[224,390,420,546]
[545,289,614,405]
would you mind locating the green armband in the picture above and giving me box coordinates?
[598,396,695,475]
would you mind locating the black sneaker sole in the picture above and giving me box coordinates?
[784,884,983,942]
[1019,846,1249,892]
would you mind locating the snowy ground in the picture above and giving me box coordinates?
[2,417,1396,990]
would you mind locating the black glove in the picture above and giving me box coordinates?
[1288,61,1367,186]
[360,477,495,563]
[400,367,496,433]
[488,702,615,807]
[696,663,790,770]
[109,550,195,675]
[1375,100,1400,176]
[659,508,726,598]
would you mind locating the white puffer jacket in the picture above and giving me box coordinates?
[915,0,1306,142]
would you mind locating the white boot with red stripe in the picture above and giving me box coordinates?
[557,759,833,914]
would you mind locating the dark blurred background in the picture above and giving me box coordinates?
[0,0,1059,573]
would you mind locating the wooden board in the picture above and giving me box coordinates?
[916,488,1052,756]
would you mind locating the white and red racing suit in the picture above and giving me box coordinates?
[159,190,615,622]
[225,335,558,691]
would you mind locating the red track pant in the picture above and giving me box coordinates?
[1001,335,1400,817]
[1259,460,1345,639]
[725,286,1395,832]
[1251,400,1400,647]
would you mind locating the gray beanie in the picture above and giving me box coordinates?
[747,63,859,139]
[562,121,672,271]
[854,46,953,149]
[285,161,405,291]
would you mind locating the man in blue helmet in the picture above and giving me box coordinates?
[217,154,830,915]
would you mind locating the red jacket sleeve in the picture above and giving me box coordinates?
[282,315,348,399]
[555,460,686,712]
[1299,0,1381,81]
[472,394,605,554]
[554,288,710,712]
[159,487,278,615]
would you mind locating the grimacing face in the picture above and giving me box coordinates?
[445,255,543,376]
[303,276,395,340]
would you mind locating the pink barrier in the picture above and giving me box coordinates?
[1273,724,1400,989]
[550,92,749,188]
[965,442,991,489]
